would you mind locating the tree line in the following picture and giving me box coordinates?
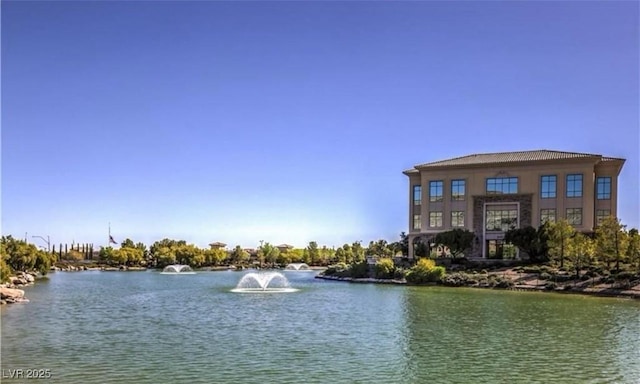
[505,216,640,276]
[95,238,408,268]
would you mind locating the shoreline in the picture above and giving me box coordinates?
[314,274,640,300]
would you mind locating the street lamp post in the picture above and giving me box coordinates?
[32,235,51,252]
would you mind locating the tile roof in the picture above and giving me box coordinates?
[406,149,624,172]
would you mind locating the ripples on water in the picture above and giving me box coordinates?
[1,271,639,384]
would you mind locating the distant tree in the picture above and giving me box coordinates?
[1,249,12,283]
[434,229,475,258]
[205,248,227,266]
[334,247,346,264]
[149,239,187,267]
[1,236,55,275]
[546,219,575,268]
[120,238,135,249]
[567,232,595,278]
[118,247,144,266]
[109,248,128,265]
[351,241,365,263]
[319,246,334,266]
[264,243,280,266]
[399,232,409,256]
[2,235,38,272]
[228,246,249,266]
[174,244,205,267]
[626,229,640,272]
[337,244,354,264]
[66,250,84,261]
[287,248,305,263]
[413,237,429,258]
[34,249,54,274]
[596,216,628,271]
[305,242,320,265]
[99,246,116,264]
[368,240,393,258]
[505,224,550,263]
[276,250,293,266]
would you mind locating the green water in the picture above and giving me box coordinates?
[1,270,639,383]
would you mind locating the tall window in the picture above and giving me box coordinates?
[541,175,557,198]
[413,214,421,230]
[566,208,582,225]
[451,211,465,227]
[566,174,583,197]
[596,177,611,200]
[596,209,610,226]
[451,179,466,201]
[485,210,518,232]
[429,181,443,202]
[429,211,443,228]
[486,177,518,194]
[413,185,422,205]
[540,209,556,224]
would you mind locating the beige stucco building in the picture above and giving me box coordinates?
[403,150,625,259]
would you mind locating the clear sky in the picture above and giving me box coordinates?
[2,1,638,250]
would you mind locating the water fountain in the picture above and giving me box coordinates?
[160,264,196,274]
[284,263,312,271]
[231,272,297,293]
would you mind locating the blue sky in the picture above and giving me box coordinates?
[2,1,638,249]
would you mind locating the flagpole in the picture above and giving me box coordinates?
[108,222,111,248]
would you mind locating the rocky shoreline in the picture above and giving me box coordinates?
[1,272,36,304]
[316,269,640,300]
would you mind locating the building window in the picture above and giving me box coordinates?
[451,211,465,227]
[487,240,518,260]
[413,214,421,230]
[596,177,611,200]
[540,175,557,198]
[485,209,518,232]
[486,177,518,195]
[566,174,583,197]
[429,181,443,202]
[566,208,582,225]
[596,209,610,226]
[451,179,466,201]
[429,212,443,228]
[540,209,556,224]
[413,185,422,205]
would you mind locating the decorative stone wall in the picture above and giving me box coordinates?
[471,194,533,257]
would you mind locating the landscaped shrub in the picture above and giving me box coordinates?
[441,272,473,287]
[323,263,348,277]
[349,261,369,279]
[493,277,514,289]
[393,267,407,280]
[426,266,446,282]
[406,258,443,284]
[374,258,395,279]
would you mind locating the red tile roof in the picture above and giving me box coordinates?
[405,150,624,173]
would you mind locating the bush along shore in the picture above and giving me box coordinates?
[317,259,640,300]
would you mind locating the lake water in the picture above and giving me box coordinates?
[2,270,640,383]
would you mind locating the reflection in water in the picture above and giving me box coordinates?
[402,287,640,383]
